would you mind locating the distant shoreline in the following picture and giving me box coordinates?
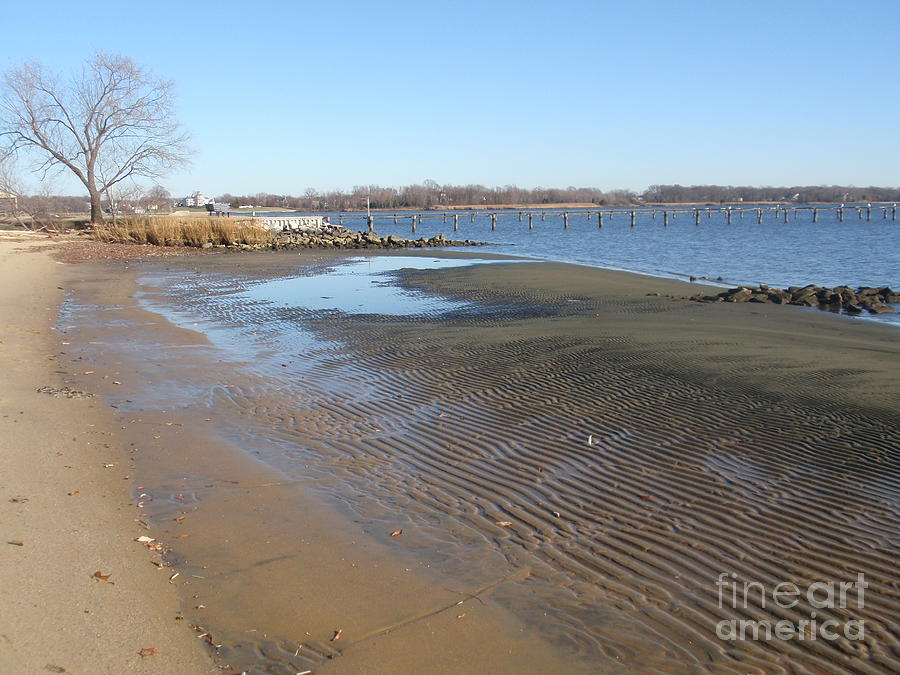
[217,200,898,216]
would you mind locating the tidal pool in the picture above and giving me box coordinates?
[244,255,511,315]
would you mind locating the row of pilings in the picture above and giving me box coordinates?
[321,204,899,233]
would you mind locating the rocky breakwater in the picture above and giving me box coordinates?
[692,284,899,315]
[270,225,486,250]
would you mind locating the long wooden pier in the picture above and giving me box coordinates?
[294,203,898,233]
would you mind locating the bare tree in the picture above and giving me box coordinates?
[0,158,26,226]
[0,160,62,230]
[142,184,171,213]
[0,53,190,224]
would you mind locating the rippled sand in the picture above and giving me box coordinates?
[62,251,900,673]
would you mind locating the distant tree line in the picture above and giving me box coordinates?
[642,184,900,204]
[217,181,637,211]
[216,182,900,211]
[6,183,899,223]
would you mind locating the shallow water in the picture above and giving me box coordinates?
[259,206,900,326]
[244,256,509,315]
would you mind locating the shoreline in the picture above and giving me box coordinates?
[44,231,900,328]
[3,238,899,672]
[0,233,215,673]
[219,200,898,214]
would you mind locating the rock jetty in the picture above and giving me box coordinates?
[691,284,899,314]
[272,228,485,250]
[206,225,487,251]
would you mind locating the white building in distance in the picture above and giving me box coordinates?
[176,191,214,207]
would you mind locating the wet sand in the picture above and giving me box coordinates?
[0,234,215,673]
[30,246,900,673]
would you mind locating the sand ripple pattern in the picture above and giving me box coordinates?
[148,264,900,674]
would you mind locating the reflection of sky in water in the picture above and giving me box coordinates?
[245,256,507,315]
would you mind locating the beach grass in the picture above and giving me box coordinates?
[91,214,273,247]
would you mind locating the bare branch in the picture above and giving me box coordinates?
[1,53,191,224]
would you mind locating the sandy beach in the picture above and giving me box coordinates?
[0,234,216,673]
[2,235,898,673]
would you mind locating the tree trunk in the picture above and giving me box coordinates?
[89,189,104,225]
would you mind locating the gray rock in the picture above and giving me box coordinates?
[727,287,753,302]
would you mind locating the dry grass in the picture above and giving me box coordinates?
[91,215,273,247]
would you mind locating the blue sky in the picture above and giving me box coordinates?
[3,0,899,196]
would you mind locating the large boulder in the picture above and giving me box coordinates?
[867,303,897,314]
[725,287,753,302]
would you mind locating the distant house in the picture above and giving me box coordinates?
[176,191,214,207]
[0,190,17,212]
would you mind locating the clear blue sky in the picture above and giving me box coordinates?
[3,0,899,196]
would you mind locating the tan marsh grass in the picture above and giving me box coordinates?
[91,215,273,247]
